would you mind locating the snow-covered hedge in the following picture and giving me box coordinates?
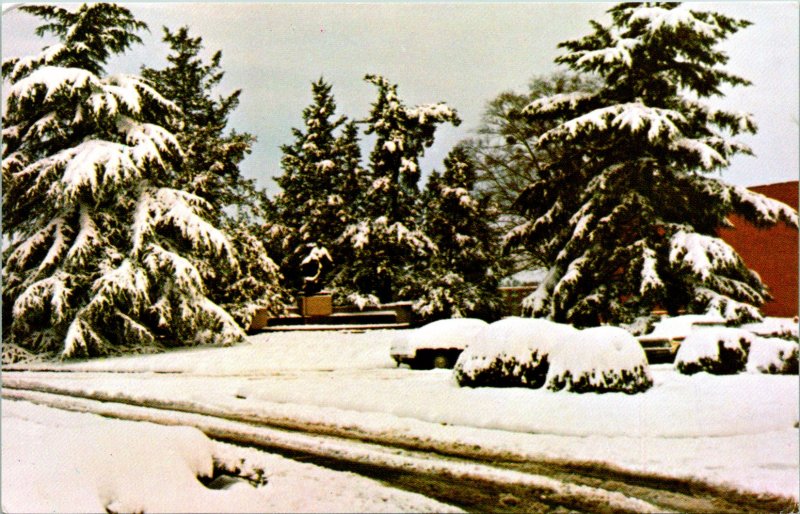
[454,318,575,388]
[746,337,799,375]
[547,327,653,394]
[454,318,653,393]
[675,328,754,375]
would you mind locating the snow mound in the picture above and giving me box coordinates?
[2,401,266,513]
[675,328,754,375]
[747,337,799,375]
[454,317,575,388]
[546,326,653,394]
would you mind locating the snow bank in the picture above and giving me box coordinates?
[675,328,754,375]
[1,400,266,513]
[747,337,799,375]
[454,317,576,388]
[547,326,653,394]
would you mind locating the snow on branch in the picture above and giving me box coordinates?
[406,103,458,124]
[6,217,66,271]
[12,273,69,321]
[525,91,595,116]
[639,246,664,295]
[87,259,150,314]
[58,140,140,202]
[143,244,205,294]
[552,255,589,310]
[63,315,104,357]
[132,187,236,262]
[671,138,727,169]
[106,74,180,115]
[540,103,685,144]
[6,43,68,82]
[729,184,799,228]
[197,298,247,345]
[38,217,70,270]
[695,287,762,323]
[5,66,99,106]
[521,266,559,317]
[628,5,719,38]
[669,230,740,279]
[66,207,102,266]
[566,33,639,69]
[116,117,181,165]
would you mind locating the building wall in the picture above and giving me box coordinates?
[717,181,799,317]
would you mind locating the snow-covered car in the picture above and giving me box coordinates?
[637,314,727,363]
[390,318,488,369]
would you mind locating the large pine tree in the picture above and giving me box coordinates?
[335,75,460,306]
[506,3,798,327]
[273,79,365,296]
[410,146,502,321]
[2,4,246,357]
[141,26,285,326]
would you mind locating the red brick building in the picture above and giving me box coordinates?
[717,181,798,317]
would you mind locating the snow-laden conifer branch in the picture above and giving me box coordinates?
[638,246,664,296]
[5,217,68,271]
[6,66,99,106]
[669,230,741,280]
[66,207,102,267]
[540,103,686,144]
[12,274,69,321]
[628,5,721,37]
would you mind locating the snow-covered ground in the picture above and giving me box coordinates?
[3,326,798,511]
[1,400,458,513]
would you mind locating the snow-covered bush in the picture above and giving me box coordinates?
[546,326,653,394]
[747,337,799,375]
[454,317,576,388]
[675,328,755,375]
[455,319,653,393]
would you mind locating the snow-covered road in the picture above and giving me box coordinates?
[3,328,798,511]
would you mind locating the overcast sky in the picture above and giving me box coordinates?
[3,2,798,196]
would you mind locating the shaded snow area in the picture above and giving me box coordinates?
[5,325,799,507]
[1,400,459,513]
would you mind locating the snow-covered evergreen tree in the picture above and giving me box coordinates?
[273,79,365,296]
[2,4,246,357]
[141,26,285,325]
[410,146,502,321]
[505,3,798,327]
[335,75,460,306]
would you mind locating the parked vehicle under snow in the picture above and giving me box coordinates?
[390,318,488,369]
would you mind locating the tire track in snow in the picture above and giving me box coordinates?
[3,373,795,513]
[3,381,662,513]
